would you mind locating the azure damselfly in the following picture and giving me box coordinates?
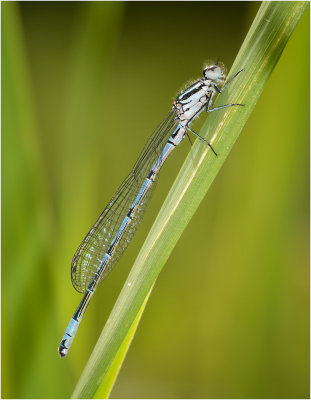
[58,63,243,357]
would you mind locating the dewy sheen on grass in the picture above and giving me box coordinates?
[72,2,309,398]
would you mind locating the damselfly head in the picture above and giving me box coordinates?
[203,65,226,83]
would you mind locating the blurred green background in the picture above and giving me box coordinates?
[2,2,309,399]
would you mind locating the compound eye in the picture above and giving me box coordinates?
[203,65,216,74]
[204,65,223,80]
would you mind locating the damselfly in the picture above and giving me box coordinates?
[58,63,243,357]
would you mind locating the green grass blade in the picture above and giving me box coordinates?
[2,4,56,396]
[72,2,308,398]
[93,286,154,399]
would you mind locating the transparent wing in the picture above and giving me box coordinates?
[71,111,177,293]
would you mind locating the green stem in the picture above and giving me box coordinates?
[72,2,308,398]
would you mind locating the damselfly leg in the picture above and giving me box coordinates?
[186,68,244,155]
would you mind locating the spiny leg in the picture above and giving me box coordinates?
[206,103,244,113]
[186,131,193,146]
[220,68,244,92]
[187,126,218,156]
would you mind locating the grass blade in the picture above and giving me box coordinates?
[72,2,308,398]
[93,286,154,399]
